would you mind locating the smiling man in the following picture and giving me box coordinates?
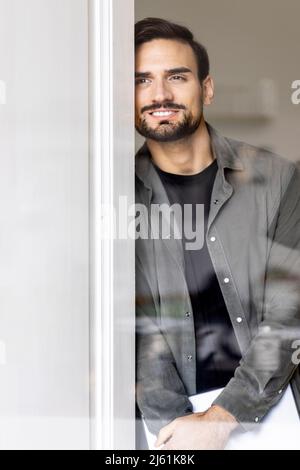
[135,17,300,450]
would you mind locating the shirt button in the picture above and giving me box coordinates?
[278,389,283,395]
[210,236,216,242]
[261,325,271,334]
[187,355,193,361]
[213,199,219,205]
[255,417,259,423]
[185,312,191,318]
[224,277,230,284]
[236,317,243,323]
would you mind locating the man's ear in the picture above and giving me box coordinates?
[203,75,214,106]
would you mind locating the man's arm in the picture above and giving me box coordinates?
[136,257,239,449]
[212,163,300,429]
[136,258,193,436]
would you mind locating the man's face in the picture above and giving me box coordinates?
[135,39,205,142]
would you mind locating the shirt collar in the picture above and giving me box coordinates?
[135,122,244,190]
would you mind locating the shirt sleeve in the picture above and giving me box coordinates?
[213,163,300,430]
[136,257,193,436]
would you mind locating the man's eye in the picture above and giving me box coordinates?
[170,75,186,81]
[135,78,150,85]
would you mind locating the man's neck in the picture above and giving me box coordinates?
[146,119,215,176]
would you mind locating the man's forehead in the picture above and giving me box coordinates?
[135,39,197,71]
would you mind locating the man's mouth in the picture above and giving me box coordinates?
[148,109,180,119]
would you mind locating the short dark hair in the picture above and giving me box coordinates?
[135,17,210,83]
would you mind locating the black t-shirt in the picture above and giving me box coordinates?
[154,159,242,393]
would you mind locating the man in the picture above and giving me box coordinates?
[135,17,300,450]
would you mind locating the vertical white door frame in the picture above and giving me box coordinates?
[88,0,135,450]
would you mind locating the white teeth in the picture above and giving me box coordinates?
[152,111,176,117]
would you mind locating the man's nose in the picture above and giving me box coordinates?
[151,79,173,103]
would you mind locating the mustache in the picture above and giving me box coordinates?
[141,103,186,113]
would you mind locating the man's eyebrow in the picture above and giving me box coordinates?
[135,67,192,78]
[166,67,192,75]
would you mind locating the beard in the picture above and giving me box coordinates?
[135,109,202,143]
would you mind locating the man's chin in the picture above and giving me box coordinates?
[140,132,184,143]
[136,114,202,142]
[136,124,184,142]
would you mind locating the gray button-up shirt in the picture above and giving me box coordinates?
[135,123,300,436]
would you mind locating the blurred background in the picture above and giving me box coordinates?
[136,0,300,162]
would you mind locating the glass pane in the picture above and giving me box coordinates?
[0,0,89,450]
[135,3,300,451]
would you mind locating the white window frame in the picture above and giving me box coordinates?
[88,0,135,450]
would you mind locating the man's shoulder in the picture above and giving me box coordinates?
[225,134,297,186]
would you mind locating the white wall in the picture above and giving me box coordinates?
[0,0,89,449]
[135,0,300,161]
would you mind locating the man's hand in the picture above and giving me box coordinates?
[154,405,239,450]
